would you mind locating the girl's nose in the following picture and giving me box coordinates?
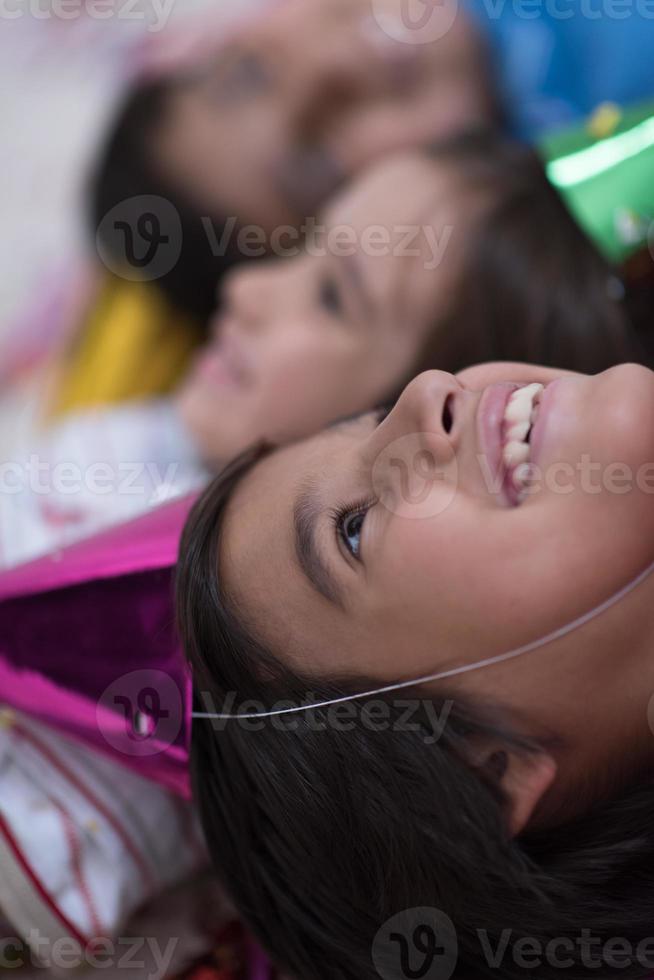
[382,371,464,444]
[221,263,279,332]
[283,33,387,147]
[364,372,465,519]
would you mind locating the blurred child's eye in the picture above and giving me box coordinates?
[225,53,271,95]
[319,277,344,318]
[206,51,272,103]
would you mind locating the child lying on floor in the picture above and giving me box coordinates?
[178,358,654,980]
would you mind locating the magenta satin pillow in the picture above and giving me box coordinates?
[0,495,197,798]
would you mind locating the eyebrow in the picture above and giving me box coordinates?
[293,482,344,608]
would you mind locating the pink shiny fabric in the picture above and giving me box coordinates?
[0,495,197,798]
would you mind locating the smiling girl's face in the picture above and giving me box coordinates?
[177,151,477,463]
[219,362,654,795]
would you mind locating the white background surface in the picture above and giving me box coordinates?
[0,1,262,337]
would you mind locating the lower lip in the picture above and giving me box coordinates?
[528,379,561,469]
[194,348,242,388]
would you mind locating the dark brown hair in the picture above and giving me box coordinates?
[410,131,648,378]
[89,78,250,328]
[177,453,654,980]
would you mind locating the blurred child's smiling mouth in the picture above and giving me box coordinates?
[195,331,255,390]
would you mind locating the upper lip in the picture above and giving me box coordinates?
[199,322,255,387]
[476,382,520,504]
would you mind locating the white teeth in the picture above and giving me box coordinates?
[503,440,530,466]
[505,383,544,424]
[501,383,545,475]
[506,420,531,443]
[504,397,528,424]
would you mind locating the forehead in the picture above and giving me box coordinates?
[223,441,304,581]
[219,417,374,643]
[323,153,455,226]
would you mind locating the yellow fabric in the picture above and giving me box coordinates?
[51,276,200,417]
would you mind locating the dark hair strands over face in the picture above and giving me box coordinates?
[177,452,654,980]
[410,130,651,379]
[89,78,257,330]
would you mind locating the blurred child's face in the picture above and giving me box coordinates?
[178,151,478,463]
[220,361,654,783]
[153,0,489,231]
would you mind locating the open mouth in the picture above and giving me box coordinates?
[195,331,254,389]
[501,383,544,505]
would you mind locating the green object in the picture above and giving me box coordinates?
[540,100,654,264]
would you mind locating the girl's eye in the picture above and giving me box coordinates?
[205,52,272,103]
[223,53,271,96]
[319,276,344,318]
[338,509,367,560]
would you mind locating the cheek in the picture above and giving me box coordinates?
[261,333,371,411]
[178,384,244,462]
[376,503,499,636]
[376,504,593,662]
[177,377,220,432]
[263,335,344,395]
[245,362,345,443]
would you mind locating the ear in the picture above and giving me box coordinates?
[474,746,558,837]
